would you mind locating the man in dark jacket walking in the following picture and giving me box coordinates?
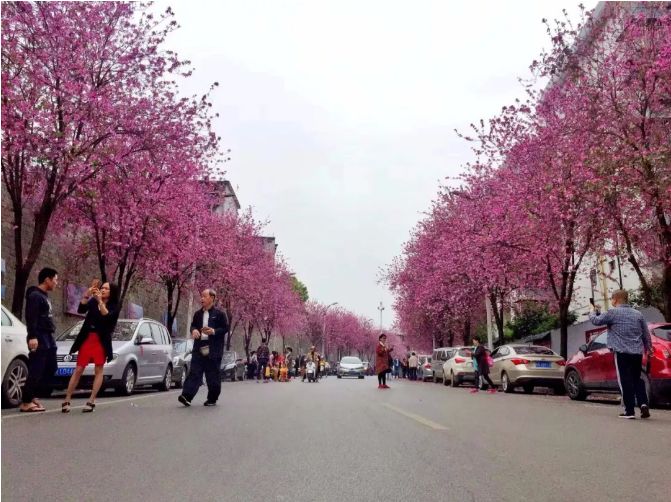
[256,339,270,383]
[20,267,59,412]
[179,289,229,407]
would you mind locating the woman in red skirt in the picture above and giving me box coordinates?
[62,281,120,413]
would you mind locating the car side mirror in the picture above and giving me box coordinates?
[579,344,588,353]
[139,336,153,345]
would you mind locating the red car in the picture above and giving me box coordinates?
[564,323,671,406]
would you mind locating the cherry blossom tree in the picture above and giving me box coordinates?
[1,2,197,316]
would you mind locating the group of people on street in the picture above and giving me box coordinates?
[20,267,122,413]
[15,269,654,420]
[247,342,296,382]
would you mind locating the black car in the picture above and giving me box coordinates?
[220,351,245,381]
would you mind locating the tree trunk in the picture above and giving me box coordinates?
[11,207,53,318]
[663,262,671,322]
[463,317,471,346]
[559,303,570,359]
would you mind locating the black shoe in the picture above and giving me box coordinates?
[203,401,217,407]
[178,395,191,407]
[618,413,635,419]
[640,405,650,419]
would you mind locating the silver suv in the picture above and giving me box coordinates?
[431,347,454,383]
[54,318,173,396]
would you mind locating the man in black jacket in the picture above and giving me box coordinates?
[179,288,229,407]
[20,267,59,412]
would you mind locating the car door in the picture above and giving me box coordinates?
[490,347,506,384]
[151,323,171,379]
[135,322,155,382]
[579,333,611,388]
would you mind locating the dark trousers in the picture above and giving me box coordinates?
[615,352,648,414]
[247,362,258,380]
[22,347,57,404]
[377,371,387,386]
[474,368,495,389]
[258,359,269,380]
[182,352,222,403]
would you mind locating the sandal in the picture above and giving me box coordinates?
[61,401,71,413]
[82,402,96,413]
[19,403,45,413]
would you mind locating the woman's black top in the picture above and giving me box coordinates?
[69,298,121,363]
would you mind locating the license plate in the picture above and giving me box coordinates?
[535,361,551,368]
[56,367,74,377]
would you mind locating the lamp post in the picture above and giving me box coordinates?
[377,301,385,331]
[322,302,338,359]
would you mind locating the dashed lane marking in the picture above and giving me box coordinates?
[382,403,449,431]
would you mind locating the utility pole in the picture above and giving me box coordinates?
[485,294,493,351]
[377,301,385,331]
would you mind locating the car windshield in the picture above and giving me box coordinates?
[341,357,362,365]
[513,346,556,356]
[57,321,138,342]
[222,352,236,363]
[652,325,671,342]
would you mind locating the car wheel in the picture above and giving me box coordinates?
[358,375,364,379]
[640,372,655,407]
[116,363,137,396]
[565,370,587,401]
[450,371,459,387]
[156,366,172,392]
[523,384,534,394]
[2,358,28,408]
[501,372,514,393]
[337,375,342,379]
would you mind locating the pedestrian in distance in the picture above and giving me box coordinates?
[20,267,59,413]
[257,339,271,383]
[247,351,258,380]
[375,333,393,389]
[589,289,653,419]
[392,357,400,379]
[408,352,419,381]
[62,280,121,413]
[471,337,496,394]
[284,347,294,378]
[178,288,229,407]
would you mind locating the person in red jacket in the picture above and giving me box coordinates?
[375,333,393,389]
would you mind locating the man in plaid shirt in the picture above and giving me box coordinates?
[589,289,653,419]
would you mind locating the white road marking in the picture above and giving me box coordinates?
[382,403,449,430]
[2,391,177,420]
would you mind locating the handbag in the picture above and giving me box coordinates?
[199,345,210,357]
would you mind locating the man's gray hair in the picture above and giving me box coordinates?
[204,288,217,299]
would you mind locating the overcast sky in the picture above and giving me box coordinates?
[161,0,588,328]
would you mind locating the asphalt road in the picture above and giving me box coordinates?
[2,377,670,502]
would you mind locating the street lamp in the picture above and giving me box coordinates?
[322,302,338,359]
[377,301,385,331]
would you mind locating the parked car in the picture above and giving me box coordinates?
[417,354,433,381]
[54,318,173,395]
[431,347,453,383]
[489,344,566,394]
[337,356,365,379]
[171,338,193,388]
[1,305,29,408]
[220,351,245,381]
[564,323,671,406]
[442,347,476,387]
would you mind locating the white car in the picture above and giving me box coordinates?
[442,346,476,387]
[1,305,30,408]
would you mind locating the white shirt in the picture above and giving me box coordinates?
[201,309,210,340]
